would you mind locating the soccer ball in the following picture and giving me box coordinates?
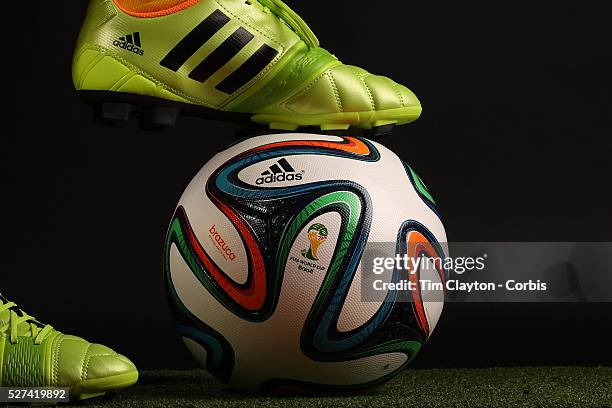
[164,134,447,393]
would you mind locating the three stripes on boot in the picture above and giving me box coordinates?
[160,9,279,94]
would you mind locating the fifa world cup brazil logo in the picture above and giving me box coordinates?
[301,224,329,261]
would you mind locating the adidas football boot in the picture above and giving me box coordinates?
[73,0,422,135]
[0,293,138,401]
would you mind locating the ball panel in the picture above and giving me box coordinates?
[166,207,268,318]
[401,223,448,338]
[336,142,447,334]
[169,244,245,337]
[180,195,249,285]
[182,337,208,368]
[165,245,236,382]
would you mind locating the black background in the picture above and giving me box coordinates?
[1,1,611,370]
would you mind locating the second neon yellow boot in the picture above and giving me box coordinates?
[0,294,138,401]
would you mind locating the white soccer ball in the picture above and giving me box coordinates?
[164,134,447,393]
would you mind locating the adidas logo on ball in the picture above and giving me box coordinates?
[256,158,303,185]
[113,32,145,56]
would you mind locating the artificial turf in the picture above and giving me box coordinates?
[68,367,611,408]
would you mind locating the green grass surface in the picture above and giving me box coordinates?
[69,367,611,408]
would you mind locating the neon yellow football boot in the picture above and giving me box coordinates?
[73,0,421,135]
[0,294,138,401]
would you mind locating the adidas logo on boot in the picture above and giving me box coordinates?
[113,32,145,56]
